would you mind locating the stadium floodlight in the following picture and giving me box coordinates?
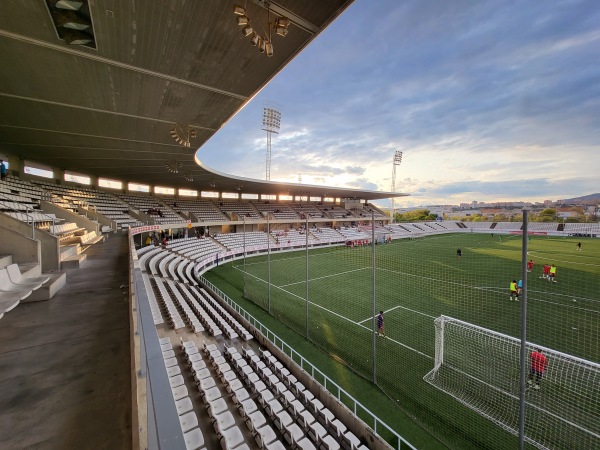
[390,150,403,222]
[424,316,600,450]
[231,1,289,57]
[265,41,274,57]
[241,25,253,37]
[262,103,281,181]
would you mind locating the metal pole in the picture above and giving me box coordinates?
[371,210,377,383]
[305,215,309,338]
[243,217,247,297]
[267,214,271,314]
[518,208,529,450]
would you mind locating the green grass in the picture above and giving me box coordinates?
[205,233,600,449]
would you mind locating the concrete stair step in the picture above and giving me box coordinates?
[60,244,81,259]
[19,262,41,278]
[0,254,13,270]
[23,272,67,302]
[62,254,87,269]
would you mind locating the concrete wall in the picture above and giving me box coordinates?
[78,205,115,229]
[0,225,41,267]
[40,200,99,234]
[0,215,60,272]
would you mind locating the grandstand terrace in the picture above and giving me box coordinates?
[1,1,597,450]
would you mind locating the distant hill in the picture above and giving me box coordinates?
[561,193,600,203]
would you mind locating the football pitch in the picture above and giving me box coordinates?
[210,233,600,449]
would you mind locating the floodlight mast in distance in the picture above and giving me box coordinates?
[390,151,403,222]
[262,104,281,181]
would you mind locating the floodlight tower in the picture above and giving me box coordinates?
[390,151,403,222]
[262,103,281,181]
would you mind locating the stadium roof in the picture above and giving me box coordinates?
[0,0,405,201]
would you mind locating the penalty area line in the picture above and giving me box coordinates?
[358,304,435,324]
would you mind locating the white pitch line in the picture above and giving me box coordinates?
[358,304,435,324]
[470,286,600,313]
[233,265,361,326]
[278,267,369,288]
[527,251,600,267]
[234,265,433,360]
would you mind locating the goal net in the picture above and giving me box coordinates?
[423,315,600,450]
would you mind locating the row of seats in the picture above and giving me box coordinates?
[255,349,365,450]
[197,289,253,341]
[141,273,164,325]
[160,337,206,450]
[0,265,50,319]
[153,278,186,329]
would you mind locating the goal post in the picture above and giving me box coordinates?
[423,316,600,450]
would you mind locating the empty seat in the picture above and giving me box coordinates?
[245,410,266,433]
[341,431,361,450]
[219,425,244,450]
[296,437,317,450]
[321,435,341,450]
[6,264,49,286]
[176,397,193,416]
[172,385,188,401]
[179,411,198,433]
[255,425,277,449]
[213,411,236,435]
[183,428,205,450]
[282,422,304,447]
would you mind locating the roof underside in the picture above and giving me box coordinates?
[0,0,404,201]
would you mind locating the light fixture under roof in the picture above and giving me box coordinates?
[241,25,253,37]
[232,1,290,58]
[53,10,91,30]
[54,0,84,10]
[165,160,182,174]
[170,123,197,148]
[45,0,96,48]
[232,4,246,16]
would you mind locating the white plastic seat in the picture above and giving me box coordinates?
[6,264,47,288]
[307,421,328,443]
[197,376,216,393]
[172,384,188,401]
[219,425,244,450]
[238,398,257,418]
[164,357,178,368]
[255,425,277,449]
[169,374,185,388]
[321,435,341,450]
[296,437,317,450]
[176,397,193,415]
[341,431,361,450]
[299,410,316,431]
[206,397,228,418]
[317,408,335,428]
[194,368,211,381]
[232,387,250,406]
[245,410,266,432]
[202,386,221,404]
[227,378,244,394]
[167,365,181,377]
[282,422,304,447]
[265,399,283,418]
[191,360,207,374]
[183,428,205,450]
[265,441,286,450]
[273,410,293,432]
[179,411,198,433]
[213,411,235,435]
[329,419,347,439]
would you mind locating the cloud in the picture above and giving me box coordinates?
[199,0,600,205]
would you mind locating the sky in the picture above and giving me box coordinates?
[198,0,600,208]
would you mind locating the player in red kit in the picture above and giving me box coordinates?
[527,260,534,273]
[541,264,550,280]
[528,349,548,390]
